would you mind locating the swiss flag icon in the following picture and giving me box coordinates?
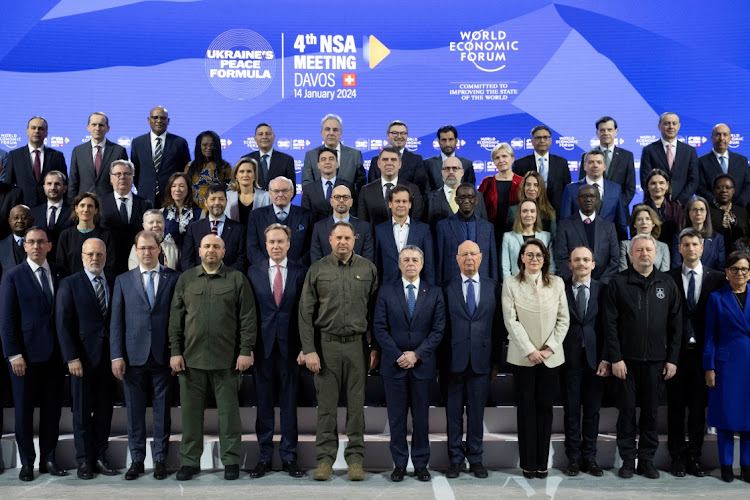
[342,73,357,87]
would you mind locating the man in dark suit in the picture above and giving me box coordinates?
[301,147,355,223]
[556,184,620,284]
[247,224,306,479]
[424,125,475,191]
[373,245,445,482]
[640,112,699,205]
[110,230,179,481]
[513,125,571,214]
[5,117,67,207]
[310,185,373,262]
[578,116,636,211]
[56,237,119,479]
[368,121,429,196]
[666,228,725,477]
[182,184,246,271]
[698,123,750,207]
[68,112,128,201]
[442,240,500,479]
[562,246,609,477]
[302,114,366,195]
[0,165,24,240]
[0,227,66,481]
[358,146,424,230]
[562,149,629,240]
[100,160,153,274]
[0,205,33,280]
[247,176,311,267]
[242,123,296,192]
[30,170,72,261]
[435,183,498,284]
[374,185,434,284]
[130,106,191,207]
[425,158,488,230]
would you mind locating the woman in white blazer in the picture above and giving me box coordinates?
[502,198,555,279]
[502,237,569,479]
[619,204,670,271]
[225,157,271,225]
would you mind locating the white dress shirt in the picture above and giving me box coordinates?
[114,191,134,220]
[90,138,106,164]
[392,216,410,252]
[402,276,421,301]
[268,257,288,294]
[47,200,64,225]
[579,210,597,223]
[381,176,399,200]
[585,176,604,198]
[208,214,227,238]
[139,264,162,297]
[27,143,44,168]
[460,272,480,304]
[150,131,167,156]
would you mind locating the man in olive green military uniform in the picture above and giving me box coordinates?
[169,234,256,481]
[299,221,379,481]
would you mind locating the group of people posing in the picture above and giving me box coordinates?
[0,108,748,485]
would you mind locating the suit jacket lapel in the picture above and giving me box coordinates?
[451,279,470,317]
[99,141,114,181]
[653,143,669,171]
[565,283,581,321]
[130,267,151,307]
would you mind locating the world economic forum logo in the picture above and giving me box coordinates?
[449,29,520,72]
[205,29,276,100]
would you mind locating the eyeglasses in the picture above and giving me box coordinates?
[442,166,463,172]
[689,207,707,213]
[729,266,750,275]
[111,172,133,178]
[270,188,292,194]
[524,252,544,260]
[578,194,599,200]
[149,116,168,121]
[332,195,351,201]
[136,246,159,252]
[388,131,408,137]
[532,135,551,141]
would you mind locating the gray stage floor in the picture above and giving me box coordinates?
[0,466,747,499]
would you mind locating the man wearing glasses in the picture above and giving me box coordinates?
[368,121,429,196]
[424,125,475,192]
[513,125,571,213]
[301,147,356,224]
[130,106,191,207]
[310,184,374,262]
[100,160,153,274]
[247,176,312,267]
[425,157,488,230]
[604,234,682,480]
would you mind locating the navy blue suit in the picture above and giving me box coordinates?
[100,194,153,275]
[435,214,498,284]
[247,204,312,267]
[368,149,429,196]
[555,216,620,284]
[30,202,73,263]
[0,182,24,239]
[640,140,699,205]
[56,270,116,466]
[110,266,179,463]
[0,234,26,281]
[698,151,750,207]
[373,281,445,468]
[247,260,305,463]
[561,278,606,462]
[131,132,191,207]
[182,216,247,272]
[374,219,434,284]
[5,145,67,207]
[442,275,501,465]
[243,149,296,193]
[560,179,629,240]
[0,261,64,466]
[300,178,355,223]
[310,216,374,263]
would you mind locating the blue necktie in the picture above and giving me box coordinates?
[538,157,547,181]
[687,270,696,311]
[277,210,287,222]
[146,270,156,308]
[39,267,53,305]
[720,155,728,174]
[94,275,107,317]
[325,180,333,202]
[407,284,416,317]
[466,278,476,316]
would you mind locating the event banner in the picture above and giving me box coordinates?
[1,0,747,205]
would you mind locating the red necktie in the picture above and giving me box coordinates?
[95,145,102,176]
[33,149,41,182]
[211,220,219,235]
[273,263,283,306]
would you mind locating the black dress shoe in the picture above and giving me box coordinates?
[249,461,271,479]
[535,470,548,479]
[618,459,635,479]
[581,459,603,477]
[125,461,144,480]
[685,457,705,477]
[470,462,489,479]
[741,465,750,483]
[153,461,168,480]
[176,465,200,481]
[18,465,34,482]
[522,469,535,479]
[721,465,734,482]
[41,461,68,476]
[636,460,660,479]
[77,463,94,480]
[671,458,686,477]
[95,459,120,476]
[445,462,462,478]
[224,464,240,480]
[565,460,580,476]
[390,466,406,482]
[415,467,431,481]
[283,461,304,478]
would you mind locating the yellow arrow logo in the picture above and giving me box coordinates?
[366,35,390,69]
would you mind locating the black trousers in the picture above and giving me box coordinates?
[514,364,559,471]
[70,361,116,465]
[666,348,706,459]
[561,349,604,461]
[616,360,662,461]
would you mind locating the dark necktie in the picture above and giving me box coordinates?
[39,267,53,305]
[325,180,333,203]
[154,137,163,198]
[261,154,270,186]
[14,238,25,262]
[466,278,476,316]
[407,284,416,317]
[48,206,57,230]
[33,149,41,182]
[687,270,696,311]
[119,197,129,223]
[576,284,588,318]
[384,182,394,206]
[95,145,102,176]
[211,220,219,235]
[145,270,155,308]
[94,275,107,317]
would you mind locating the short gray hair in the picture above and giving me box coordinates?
[321,113,342,129]
[399,244,424,263]
[142,208,164,222]
[110,159,135,175]
[630,233,657,252]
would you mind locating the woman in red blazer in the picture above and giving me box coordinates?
[479,143,523,248]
